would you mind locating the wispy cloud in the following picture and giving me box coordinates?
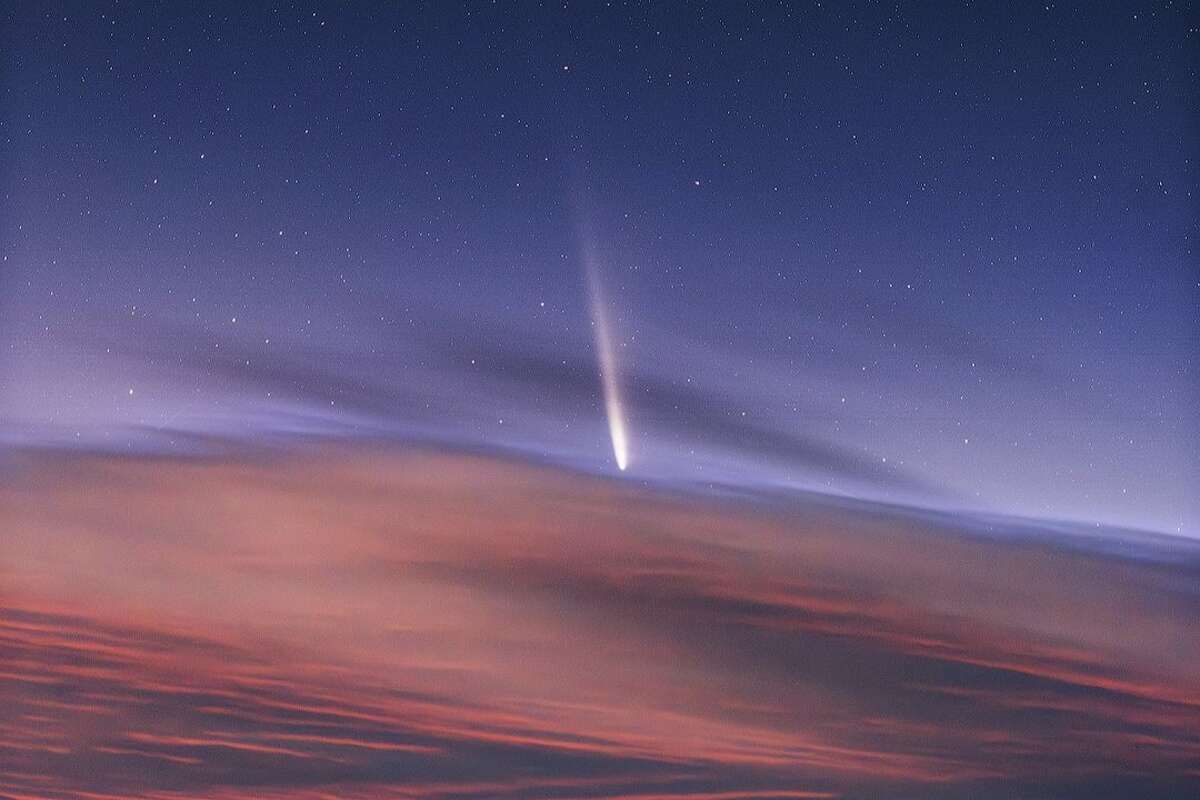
[55,309,936,496]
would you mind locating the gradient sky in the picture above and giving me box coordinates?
[1,1,1196,535]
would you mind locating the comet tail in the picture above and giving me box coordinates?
[585,254,629,471]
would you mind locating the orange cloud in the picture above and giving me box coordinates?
[2,447,1197,798]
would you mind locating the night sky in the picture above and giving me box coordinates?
[3,0,1195,534]
[2,3,1199,799]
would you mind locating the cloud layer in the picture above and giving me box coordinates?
[2,447,1198,798]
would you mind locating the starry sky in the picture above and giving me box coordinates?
[2,1,1196,536]
[2,4,1200,798]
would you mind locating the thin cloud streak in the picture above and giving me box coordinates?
[58,310,936,497]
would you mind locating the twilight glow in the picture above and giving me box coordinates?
[1,2,1197,799]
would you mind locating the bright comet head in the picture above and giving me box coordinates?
[610,410,629,471]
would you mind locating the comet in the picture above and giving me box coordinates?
[583,241,629,472]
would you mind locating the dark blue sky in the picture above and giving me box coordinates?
[2,1,1196,535]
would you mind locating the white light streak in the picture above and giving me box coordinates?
[584,251,629,472]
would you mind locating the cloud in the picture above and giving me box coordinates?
[72,309,937,495]
[2,447,1198,798]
